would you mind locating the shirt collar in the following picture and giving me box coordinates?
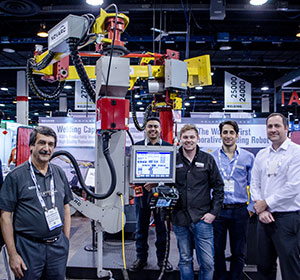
[179,145,200,162]
[220,145,240,156]
[269,138,290,152]
[27,160,51,177]
[145,138,162,145]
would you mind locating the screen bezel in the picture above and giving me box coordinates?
[130,145,177,184]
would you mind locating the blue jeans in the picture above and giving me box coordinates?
[135,196,167,261]
[213,205,250,280]
[173,220,214,280]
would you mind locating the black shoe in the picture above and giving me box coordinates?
[130,259,147,272]
[157,260,173,272]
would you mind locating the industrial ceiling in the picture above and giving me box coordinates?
[0,0,300,124]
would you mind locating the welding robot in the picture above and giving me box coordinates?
[26,3,212,279]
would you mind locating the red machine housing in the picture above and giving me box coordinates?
[96,97,129,130]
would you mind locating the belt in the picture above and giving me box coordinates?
[272,210,300,216]
[222,203,247,209]
[16,232,60,244]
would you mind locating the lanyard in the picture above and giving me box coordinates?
[218,148,239,180]
[28,157,55,210]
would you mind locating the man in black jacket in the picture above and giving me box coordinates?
[172,124,224,280]
[130,117,173,272]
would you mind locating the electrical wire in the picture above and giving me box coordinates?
[126,130,134,145]
[78,14,96,47]
[69,42,96,103]
[50,136,116,200]
[130,90,152,131]
[120,194,127,269]
[26,58,65,100]
[157,216,171,280]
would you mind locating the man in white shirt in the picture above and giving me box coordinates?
[250,113,300,280]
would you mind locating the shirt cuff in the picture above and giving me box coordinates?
[247,202,255,213]
[265,196,275,210]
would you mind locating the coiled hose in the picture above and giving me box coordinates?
[27,51,66,100]
[50,133,116,200]
[69,38,96,103]
[130,91,152,131]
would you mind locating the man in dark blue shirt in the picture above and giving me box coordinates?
[130,117,173,272]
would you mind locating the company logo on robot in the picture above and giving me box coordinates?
[50,25,66,42]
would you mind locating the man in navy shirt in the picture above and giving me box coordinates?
[212,120,254,280]
[130,117,173,272]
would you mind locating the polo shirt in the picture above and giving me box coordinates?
[0,160,73,238]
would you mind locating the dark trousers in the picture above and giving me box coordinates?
[257,211,300,280]
[213,205,250,280]
[135,196,167,262]
[15,231,69,280]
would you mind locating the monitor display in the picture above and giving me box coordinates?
[130,145,176,184]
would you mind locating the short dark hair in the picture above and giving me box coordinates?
[266,113,288,128]
[146,117,160,124]
[29,126,57,147]
[219,120,239,134]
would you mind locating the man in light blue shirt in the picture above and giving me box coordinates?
[212,120,254,280]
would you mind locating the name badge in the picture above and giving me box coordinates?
[45,207,63,231]
[236,165,244,170]
[176,164,183,168]
[195,162,204,168]
[224,179,235,193]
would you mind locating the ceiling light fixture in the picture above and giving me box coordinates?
[139,107,144,110]
[64,85,72,89]
[3,48,15,53]
[185,102,190,106]
[195,86,203,90]
[137,101,143,105]
[296,26,300,38]
[189,95,196,99]
[249,0,268,6]
[1,87,8,91]
[0,104,5,107]
[219,45,232,51]
[44,103,50,106]
[86,0,104,6]
[37,23,48,38]
[212,99,217,104]
[261,86,269,91]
